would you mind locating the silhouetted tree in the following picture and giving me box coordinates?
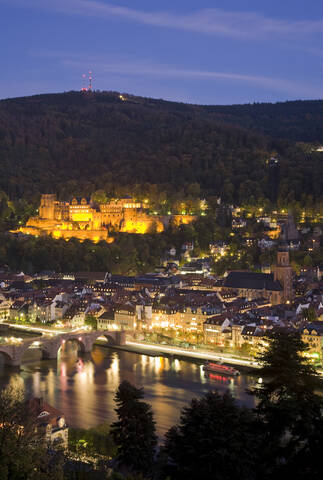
[111,381,157,477]
[164,391,259,480]
[250,329,323,478]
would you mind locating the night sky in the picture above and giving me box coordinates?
[2,0,323,104]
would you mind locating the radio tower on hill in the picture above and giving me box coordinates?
[81,73,87,92]
[88,70,93,91]
[81,71,93,92]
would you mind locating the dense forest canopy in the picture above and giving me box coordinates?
[205,99,323,143]
[0,91,322,207]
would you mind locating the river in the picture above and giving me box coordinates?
[0,341,256,437]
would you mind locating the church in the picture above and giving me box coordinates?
[223,245,293,305]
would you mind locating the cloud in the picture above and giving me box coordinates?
[33,51,322,97]
[4,0,323,40]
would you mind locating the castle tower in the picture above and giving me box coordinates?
[39,194,56,220]
[272,244,293,303]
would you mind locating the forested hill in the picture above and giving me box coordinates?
[203,100,323,143]
[0,91,322,206]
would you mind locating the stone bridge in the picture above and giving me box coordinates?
[0,330,127,367]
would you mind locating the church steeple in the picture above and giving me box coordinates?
[272,244,293,303]
[277,242,289,266]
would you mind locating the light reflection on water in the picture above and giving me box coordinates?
[0,343,255,436]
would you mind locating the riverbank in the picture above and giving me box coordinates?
[95,339,258,374]
[95,339,323,378]
[3,323,322,377]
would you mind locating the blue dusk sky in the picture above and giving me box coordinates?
[1,0,323,104]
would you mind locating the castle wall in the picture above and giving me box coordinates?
[171,215,197,227]
[69,205,94,222]
[121,210,164,234]
[26,217,57,229]
[18,195,199,243]
[39,194,57,220]
[52,229,111,242]
[100,212,124,229]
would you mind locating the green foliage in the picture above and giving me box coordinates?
[206,99,323,143]
[0,91,322,207]
[0,384,64,480]
[85,314,98,331]
[0,232,169,274]
[111,381,157,476]
[160,331,323,479]
[91,189,108,205]
[108,473,149,480]
[0,91,322,275]
[302,306,317,322]
[251,329,323,478]
[69,424,116,458]
[163,391,259,480]
[216,205,232,228]
[303,254,313,266]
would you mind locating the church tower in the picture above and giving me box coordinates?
[272,244,293,303]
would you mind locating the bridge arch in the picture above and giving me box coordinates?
[0,349,14,366]
[19,340,58,362]
[93,333,117,346]
[0,331,126,367]
[103,334,117,345]
[58,336,86,355]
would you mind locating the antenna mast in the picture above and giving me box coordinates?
[88,70,93,91]
[81,73,87,92]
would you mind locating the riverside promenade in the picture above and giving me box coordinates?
[118,340,323,377]
[116,340,260,370]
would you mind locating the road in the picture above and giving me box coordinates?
[5,324,323,376]
[126,341,323,376]
[126,340,260,369]
[3,323,88,336]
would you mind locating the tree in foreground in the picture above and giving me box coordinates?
[111,381,157,477]
[163,391,259,480]
[251,328,323,478]
[0,383,64,480]
[109,473,149,480]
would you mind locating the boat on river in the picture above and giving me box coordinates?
[203,361,240,376]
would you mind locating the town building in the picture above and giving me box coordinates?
[97,311,116,330]
[203,315,231,346]
[63,303,86,328]
[29,299,52,323]
[29,397,68,449]
[223,247,293,305]
[114,305,137,330]
[0,293,11,321]
[9,300,29,322]
[239,325,267,356]
[223,271,282,304]
[301,322,323,365]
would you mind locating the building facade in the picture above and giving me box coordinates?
[29,397,69,449]
[16,194,196,242]
[272,246,293,303]
[223,248,293,305]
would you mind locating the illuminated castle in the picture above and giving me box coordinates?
[17,194,195,242]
